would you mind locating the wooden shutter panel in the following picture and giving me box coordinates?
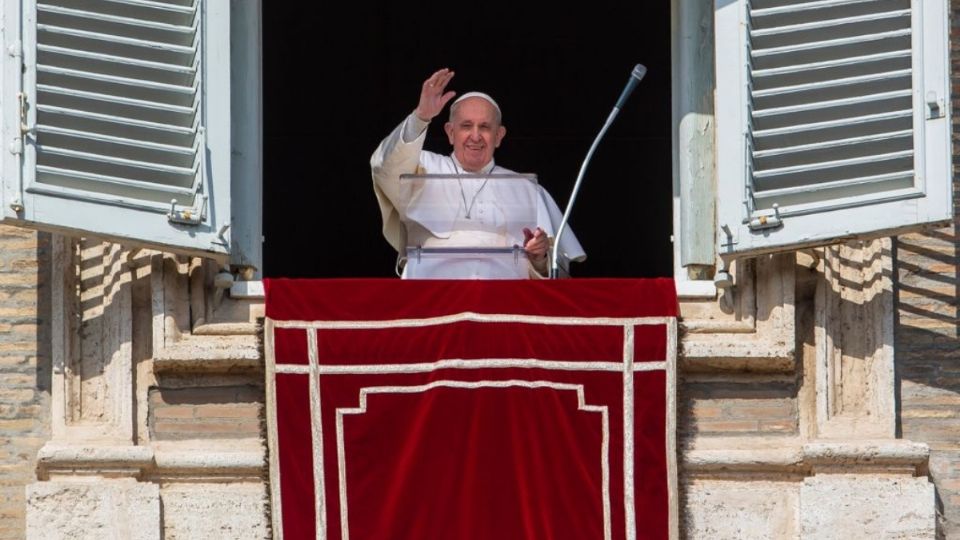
[34,0,203,210]
[715,0,951,257]
[3,0,233,257]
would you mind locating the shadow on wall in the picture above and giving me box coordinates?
[37,232,52,396]
[894,226,960,539]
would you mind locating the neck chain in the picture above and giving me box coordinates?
[451,157,489,219]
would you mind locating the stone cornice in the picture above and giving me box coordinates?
[682,438,929,476]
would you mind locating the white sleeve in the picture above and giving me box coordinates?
[402,114,429,143]
[370,113,429,252]
[537,186,587,265]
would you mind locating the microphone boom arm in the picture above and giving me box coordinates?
[549,109,619,278]
[549,64,646,279]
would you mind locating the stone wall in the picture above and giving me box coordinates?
[891,0,960,536]
[0,227,49,540]
[896,227,960,537]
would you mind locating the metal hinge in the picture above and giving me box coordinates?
[17,92,32,136]
[8,91,29,157]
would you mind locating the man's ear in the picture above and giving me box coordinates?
[444,122,454,145]
[495,125,506,148]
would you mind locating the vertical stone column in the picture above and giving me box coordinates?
[26,237,158,540]
[815,239,895,439]
[799,239,934,539]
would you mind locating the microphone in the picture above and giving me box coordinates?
[550,64,647,278]
[614,64,647,111]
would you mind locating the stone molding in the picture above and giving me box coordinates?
[683,437,929,476]
[681,254,796,372]
[35,441,264,481]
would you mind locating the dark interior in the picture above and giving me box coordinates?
[262,3,672,278]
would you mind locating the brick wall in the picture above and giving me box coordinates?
[896,228,960,535]
[149,382,263,440]
[893,1,960,536]
[679,379,798,437]
[0,227,49,540]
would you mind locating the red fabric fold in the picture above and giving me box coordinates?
[265,278,678,321]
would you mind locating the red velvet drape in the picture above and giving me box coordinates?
[267,278,676,540]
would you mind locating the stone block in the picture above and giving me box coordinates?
[800,475,934,539]
[26,480,160,540]
[160,482,268,539]
[684,479,799,539]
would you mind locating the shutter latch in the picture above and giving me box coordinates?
[167,195,206,226]
[747,203,783,231]
[927,91,945,120]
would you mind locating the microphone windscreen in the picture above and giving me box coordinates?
[632,64,647,81]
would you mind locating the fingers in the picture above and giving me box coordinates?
[439,90,456,109]
[523,227,549,259]
[523,228,547,246]
[416,69,456,122]
[425,68,455,93]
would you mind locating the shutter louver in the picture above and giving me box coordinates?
[713,0,951,258]
[746,0,915,215]
[32,0,204,217]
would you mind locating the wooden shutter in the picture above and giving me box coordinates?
[714,0,951,257]
[2,0,233,257]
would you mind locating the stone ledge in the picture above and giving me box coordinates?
[153,450,263,471]
[36,444,155,480]
[684,447,805,473]
[34,442,266,482]
[153,334,261,373]
[149,440,264,479]
[192,322,260,336]
[803,440,929,469]
[151,448,264,481]
[38,444,154,467]
[680,336,794,373]
[682,437,929,476]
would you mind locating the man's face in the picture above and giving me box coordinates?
[444,97,506,172]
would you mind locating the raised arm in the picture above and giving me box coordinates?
[370,69,457,252]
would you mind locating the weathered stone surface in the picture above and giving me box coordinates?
[799,475,934,539]
[160,482,269,539]
[684,479,799,539]
[25,480,160,540]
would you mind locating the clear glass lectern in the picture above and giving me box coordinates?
[399,173,540,279]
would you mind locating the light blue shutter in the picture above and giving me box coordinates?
[715,0,951,257]
[3,0,232,257]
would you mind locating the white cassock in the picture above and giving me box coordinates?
[371,113,586,279]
